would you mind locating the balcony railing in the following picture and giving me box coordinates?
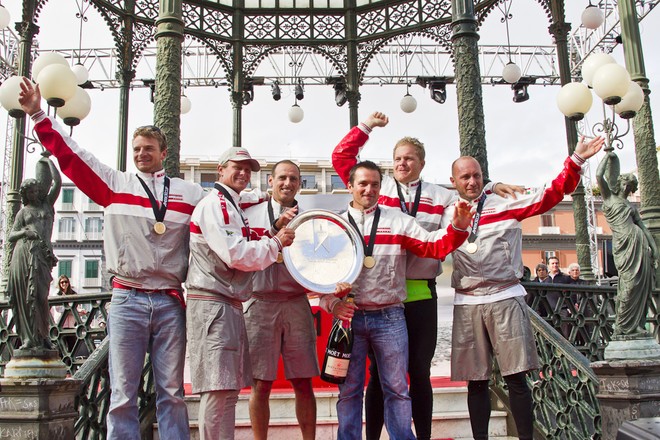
[538,226,561,234]
[84,231,103,241]
[58,231,77,241]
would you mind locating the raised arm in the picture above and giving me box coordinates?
[331,112,389,185]
[596,151,616,200]
[45,155,62,206]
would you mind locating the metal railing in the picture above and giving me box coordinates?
[491,282,660,439]
[0,292,156,440]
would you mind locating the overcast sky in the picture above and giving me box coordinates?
[2,0,659,188]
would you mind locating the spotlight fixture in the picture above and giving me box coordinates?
[141,79,156,103]
[511,77,536,103]
[416,76,453,105]
[295,80,304,101]
[326,77,347,107]
[271,81,281,101]
[242,82,254,105]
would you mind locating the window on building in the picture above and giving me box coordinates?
[301,175,316,189]
[58,260,72,278]
[200,173,216,188]
[84,217,103,240]
[58,217,76,240]
[541,212,555,227]
[86,196,101,211]
[84,260,99,286]
[543,251,557,265]
[61,188,74,210]
[331,175,346,190]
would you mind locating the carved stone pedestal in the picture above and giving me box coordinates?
[0,377,81,440]
[591,358,660,440]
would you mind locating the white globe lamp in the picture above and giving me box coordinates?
[581,5,605,30]
[556,82,593,121]
[71,63,89,85]
[37,64,78,108]
[32,52,69,83]
[0,5,11,29]
[0,76,32,118]
[288,104,304,123]
[502,62,522,84]
[400,93,417,113]
[181,95,192,114]
[58,87,91,126]
[592,63,631,105]
[581,53,616,87]
[614,81,645,119]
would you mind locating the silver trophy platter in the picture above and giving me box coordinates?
[283,209,364,294]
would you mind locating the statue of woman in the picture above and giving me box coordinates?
[7,153,61,351]
[596,151,659,337]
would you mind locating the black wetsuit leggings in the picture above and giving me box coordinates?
[467,372,534,440]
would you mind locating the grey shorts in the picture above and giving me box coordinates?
[187,294,252,393]
[451,296,540,381]
[244,295,319,381]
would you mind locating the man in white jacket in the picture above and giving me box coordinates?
[185,148,295,439]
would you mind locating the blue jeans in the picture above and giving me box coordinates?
[107,288,190,440]
[337,306,415,440]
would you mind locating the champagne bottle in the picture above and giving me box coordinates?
[320,293,355,384]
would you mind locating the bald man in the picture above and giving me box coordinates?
[443,136,604,440]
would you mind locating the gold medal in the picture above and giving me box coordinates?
[154,222,167,235]
[466,242,478,254]
[363,256,376,269]
[276,252,284,264]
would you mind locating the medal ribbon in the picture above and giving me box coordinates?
[347,207,380,259]
[395,179,422,217]
[214,183,251,241]
[137,175,170,224]
[468,193,487,244]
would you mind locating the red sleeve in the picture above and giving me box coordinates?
[402,225,469,260]
[332,126,369,186]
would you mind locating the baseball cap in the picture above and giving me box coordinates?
[218,147,260,172]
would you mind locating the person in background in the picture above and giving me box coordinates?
[568,263,586,284]
[19,78,205,440]
[533,263,550,283]
[547,256,572,284]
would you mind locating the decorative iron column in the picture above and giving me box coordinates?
[618,0,660,287]
[1,0,39,296]
[155,0,183,176]
[345,0,360,128]
[451,0,488,180]
[230,1,245,148]
[548,3,594,278]
[115,0,137,172]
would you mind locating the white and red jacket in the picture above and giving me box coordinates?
[244,199,305,299]
[186,184,281,302]
[321,204,468,312]
[332,125,457,280]
[31,112,204,291]
[444,155,585,303]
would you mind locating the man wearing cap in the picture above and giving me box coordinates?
[18,79,204,440]
[243,159,319,440]
[185,147,296,439]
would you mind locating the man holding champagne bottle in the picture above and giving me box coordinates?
[320,160,473,440]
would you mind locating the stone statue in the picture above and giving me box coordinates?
[7,152,61,351]
[596,151,659,337]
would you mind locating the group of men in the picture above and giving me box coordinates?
[19,75,604,440]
